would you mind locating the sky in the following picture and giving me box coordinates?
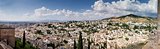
[0,0,157,21]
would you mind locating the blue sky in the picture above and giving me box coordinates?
[0,0,157,21]
[0,0,150,13]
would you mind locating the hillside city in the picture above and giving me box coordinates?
[11,14,157,49]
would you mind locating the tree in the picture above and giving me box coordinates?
[47,43,55,49]
[35,30,43,35]
[88,37,91,49]
[15,38,38,49]
[74,39,77,49]
[46,30,52,34]
[134,26,139,30]
[23,31,26,48]
[107,22,112,25]
[78,31,83,49]
[125,37,129,41]
[48,24,52,28]
[122,23,129,29]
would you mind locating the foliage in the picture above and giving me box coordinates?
[78,31,83,49]
[125,37,129,41]
[15,38,38,49]
[88,38,91,49]
[47,43,55,49]
[74,39,77,49]
[48,24,52,28]
[23,31,26,47]
[46,30,52,34]
[35,30,43,35]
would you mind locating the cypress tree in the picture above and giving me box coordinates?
[74,39,77,49]
[78,31,83,49]
[52,43,55,49]
[87,38,91,49]
[23,31,26,48]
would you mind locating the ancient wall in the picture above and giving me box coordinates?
[0,28,15,48]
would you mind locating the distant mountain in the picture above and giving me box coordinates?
[118,14,154,19]
[102,14,155,20]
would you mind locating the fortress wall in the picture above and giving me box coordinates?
[0,28,15,48]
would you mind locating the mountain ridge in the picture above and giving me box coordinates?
[102,14,155,20]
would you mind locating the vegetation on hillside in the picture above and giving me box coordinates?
[15,38,38,49]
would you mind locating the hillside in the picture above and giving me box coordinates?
[14,14,157,49]
[102,14,156,23]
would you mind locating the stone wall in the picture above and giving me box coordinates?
[0,28,15,48]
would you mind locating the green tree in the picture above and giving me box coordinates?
[46,30,52,34]
[23,31,26,48]
[107,22,112,25]
[48,24,52,28]
[35,30,43,35]
[74,39,77,49]
[122,23,129,29]
[47,43,55,49]
[88,38,91,49]
[15,38,38,49]
[78,31,83,49]
[134,26,139,30]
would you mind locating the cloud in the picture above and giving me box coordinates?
[91,0,157,17]
[27,0,157,21]
[0,10,35,21]
[30,7,105,21]
[0,0,157,21]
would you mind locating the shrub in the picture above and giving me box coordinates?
[125,37,129,41]
[35,30,43,35]
[15,38,38,49]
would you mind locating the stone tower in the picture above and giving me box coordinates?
[0,26,15,48]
